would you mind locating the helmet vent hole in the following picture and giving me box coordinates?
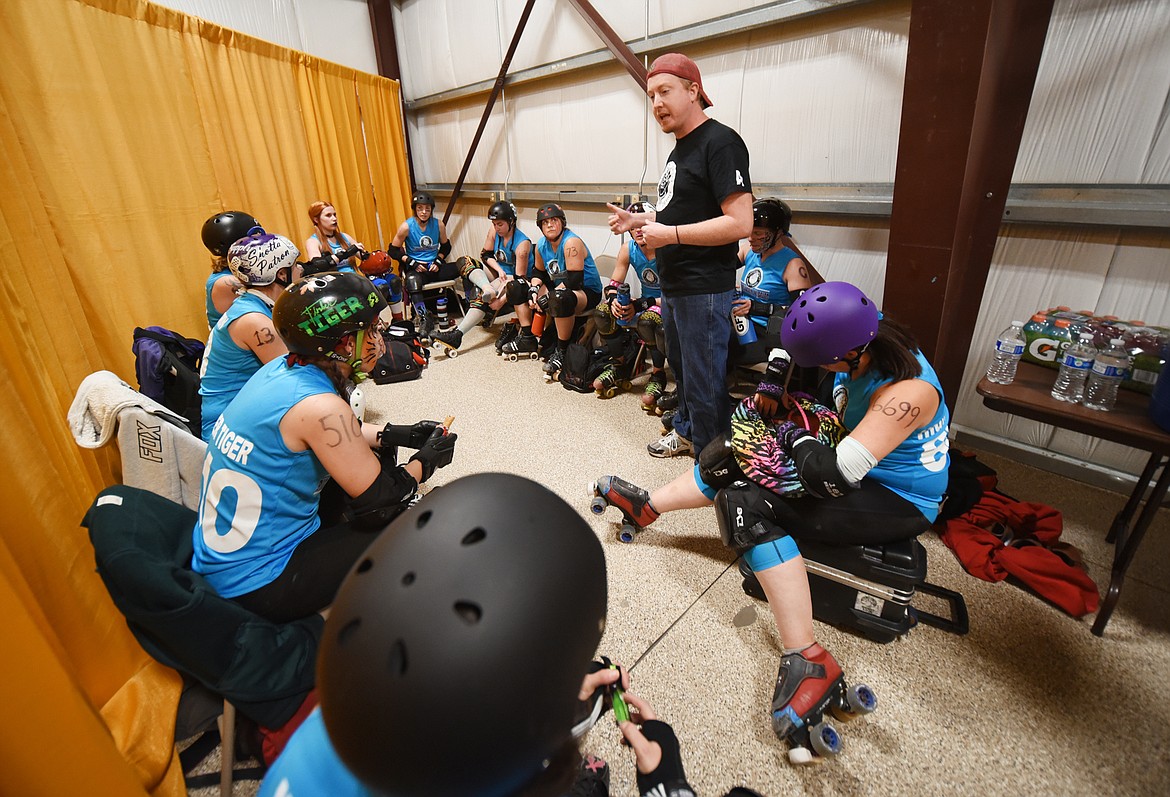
[461,527,487,546]
[337,618,361,647]
[454,601,483,625]
[402,572,416,586]
[356,558,373,574]
[807,312,816,323]
[387,638,408,675]
[416,510,432,528]
[814,295,828,303]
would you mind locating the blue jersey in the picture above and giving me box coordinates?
[833,351,950,521]
[535,230,602,293]
[205,271,235,329]
[199,291,273,441]
[627,240,661,300]
[259,709,369,797]
[405,216,441,264]
[741,248,798,327]
[309,232,358,273]
[492,228,535,276]
[192,358,332,598]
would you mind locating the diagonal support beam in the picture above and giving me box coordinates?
[563,0,648,92]
[442,0,538,226]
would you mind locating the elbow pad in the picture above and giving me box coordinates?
[480,248,495,262]
[560,269,585,291]
[387,244,406,262]
[438,240,452,259]
[342,464,418,530]
[789,437,858,499]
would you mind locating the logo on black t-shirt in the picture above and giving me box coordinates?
[657,162,676,212]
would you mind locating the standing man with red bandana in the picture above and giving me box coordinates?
[608,53,753,459]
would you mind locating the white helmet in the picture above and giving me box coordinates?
[227,232,299,287]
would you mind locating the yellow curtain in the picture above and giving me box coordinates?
[0,1,411,793]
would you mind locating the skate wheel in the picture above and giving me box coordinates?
[620,380,633,391]
[506,354,518,362]
[528,352,540,360]
[844,683,877,715]
[589,496,606,516]
[618,524,636,543]
[787,746,817,766]
[602,387,617,399]
[448,348,459,358]
[808,721,842,758]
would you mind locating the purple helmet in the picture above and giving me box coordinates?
[780,282,880,367]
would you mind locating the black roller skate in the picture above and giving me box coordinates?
[656,389,678,416]
[567,754,609,797]
[432,328,462,358]
[593,362,631,398]
[589,475,659,543]
[412,304,435,345]
[770,643,877,765]
[500,330,539,361]
[495,320,519,355]
[543,346,566,383]
[641,370,667,413]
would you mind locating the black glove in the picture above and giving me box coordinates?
[635,721,694,797]
[301,253,338,276]
[336,244,361,262]
[378,421,441,450]
[409,428,457,482]
[535,291,551,313]
[754,352,792,420]
[775,420,811,455]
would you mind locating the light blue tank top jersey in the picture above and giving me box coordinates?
[309,232,358,273]
[405,216,441,263]
[834,350,950,521]
[627,240,661,300]
[741,248,798,327]
[199,291,273,441]
[492,228,535,276]
[258,709,370,797]
[535,231,602,293]
[205,271,235,329]
[192,358,333,598]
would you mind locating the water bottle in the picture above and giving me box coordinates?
[732,291,758,344]
[1083,338,1131,411]
[435,297,450,331]
[985,321,1026,384]
[615,284,635,327]
[1050,332,1095,403]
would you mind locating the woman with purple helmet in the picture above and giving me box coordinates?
[593,281,950,760]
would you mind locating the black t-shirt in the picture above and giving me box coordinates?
[653,118,752,297]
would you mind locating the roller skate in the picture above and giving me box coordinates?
[567,754,609,797]
[412,305,435,345]
[431,328,462,358]
[495,320,520,355]
[641,370,667,413]
[770,643,877,765]
[656,389,678,416]
[543,346,566,383]
[593,362,631,398]
[500,330,539,362]
[589,475,659,543]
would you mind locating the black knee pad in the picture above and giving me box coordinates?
[593,301,619,336]
[697,434,745,491]
[505,277,530,305]
[404,271,428,294]
[457,255,483,278]
[636,306,662,346]
[548,287,578,318]
[715,481,786,555]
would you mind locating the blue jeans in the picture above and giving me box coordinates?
[661,289,734,454]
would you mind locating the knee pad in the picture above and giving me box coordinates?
[636,306,662,346]
[505,278,531,305]
[696,434,745,498]
[404,271,428,294]
[457,255,483,278]
[715,481,786,555]
[593,301,619,336]
[548,287,578,318]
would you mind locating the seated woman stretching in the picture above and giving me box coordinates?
[192,271,458,623]
[594,281,950,758]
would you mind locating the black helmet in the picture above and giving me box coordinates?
[627,200,656,215]
[201,211,261,257]
[753,198,793,236]
[274,272,387,363]
[488,200,518,225]
[319,473,608,796]
[536,202,566,225]
[411,191,435,209]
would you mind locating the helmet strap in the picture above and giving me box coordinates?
[843,343,870,374]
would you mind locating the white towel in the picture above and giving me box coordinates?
[68,370,187,449]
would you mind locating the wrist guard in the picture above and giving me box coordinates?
[636,721,694,797]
